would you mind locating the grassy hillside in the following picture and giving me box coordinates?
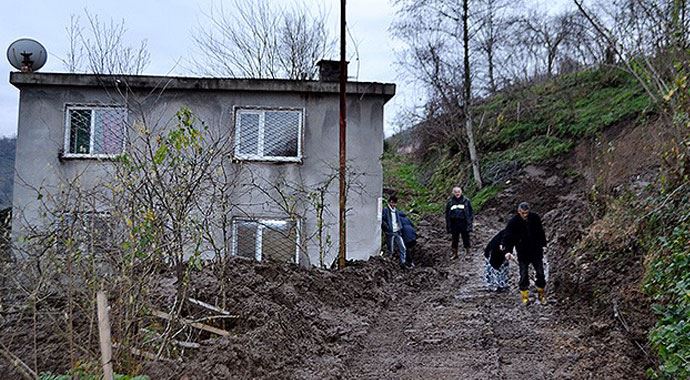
[384,66,689,377]
[384,67,651,214]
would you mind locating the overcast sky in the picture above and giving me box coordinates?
[0,0,412,138]
[0,0,573,138]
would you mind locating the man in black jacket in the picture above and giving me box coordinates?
[501,202,547,305]
[445,186,474,260]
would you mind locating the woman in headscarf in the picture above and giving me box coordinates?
[484,229,513,292]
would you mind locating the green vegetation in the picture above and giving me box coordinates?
[382,151,441,217]
[481,68,650,147]
[471,184,501,211]
[478,69,650,176]
[582,186,690,379]
[384,67,651,213]
[483,135,574,167]
[643,198,690,379]
[425,154,466,204]
[383,149,502,216]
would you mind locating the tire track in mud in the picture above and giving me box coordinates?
[344,215,582,379]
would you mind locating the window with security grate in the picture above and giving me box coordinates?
[55,212,116,256]
[234,107,303,162]
[231,219,299,264]
[64,105,127,157]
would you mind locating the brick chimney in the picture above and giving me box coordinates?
[316,59,348,82]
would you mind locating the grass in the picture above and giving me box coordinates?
[382,151,441,217]
[384,67,653,220]
[470,184,501,211]
[483,135,574,167]
[481,68,651,149]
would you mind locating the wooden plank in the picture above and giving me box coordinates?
[0,344,36,380]
[140,328,201,349]
[188,298,237,318]
[97,291,114,380]
[175,340,201,349]
[151,310,231,337]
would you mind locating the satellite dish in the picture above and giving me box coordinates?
[7,38,47,72]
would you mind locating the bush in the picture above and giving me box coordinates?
[644,223,690,379]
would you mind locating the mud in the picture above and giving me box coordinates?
[1,137,657,378]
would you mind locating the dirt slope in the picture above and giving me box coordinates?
[1,130,656,378]
[342,139,654,379]
[344,215,584,379]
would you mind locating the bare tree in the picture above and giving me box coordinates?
[462,0,483,189]
[61,10,150,75]
[474,0,514,93]
[574,0,690,188]
[191,0,335,79]
[510,9,576,78]
[392,0,483,188]
[558,11,609,69]
[574,0,690,103]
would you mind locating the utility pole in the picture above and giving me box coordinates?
[338,0,347,269]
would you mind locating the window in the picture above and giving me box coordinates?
[231,219,300,264]
[64,105,127,157]
[56,212,115,256]
[234,107,303,162]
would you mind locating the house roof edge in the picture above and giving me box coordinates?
[10,72,396,101]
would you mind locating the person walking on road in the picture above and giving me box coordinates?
[382,195,411,269]
[484,229,514,292]
[501,202,547,305]
[445,186,474,260]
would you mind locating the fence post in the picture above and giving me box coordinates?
[97,290,114,380]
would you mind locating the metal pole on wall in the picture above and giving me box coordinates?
[338,0,347,269]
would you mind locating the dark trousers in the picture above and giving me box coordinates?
[450,219,470,249]
[405,240,416,265]
[451,229,470,249]
[518,258,546,291]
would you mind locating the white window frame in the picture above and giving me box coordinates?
[63,104,127,159]
[233,106,304,162]
[230,218,301,264]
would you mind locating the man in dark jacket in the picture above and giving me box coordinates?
[382,195,410,268]
[445,186,474,260]
[501,202,547,305]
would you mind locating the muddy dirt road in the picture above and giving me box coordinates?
[343,215,583,379]
[1,159,649,379]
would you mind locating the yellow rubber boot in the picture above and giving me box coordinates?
[537,288,546,304]
[520,290,529,305]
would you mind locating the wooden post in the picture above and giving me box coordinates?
[0,344,37,380]
[97,290,114,380]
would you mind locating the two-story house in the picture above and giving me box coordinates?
[9,64,395,267]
